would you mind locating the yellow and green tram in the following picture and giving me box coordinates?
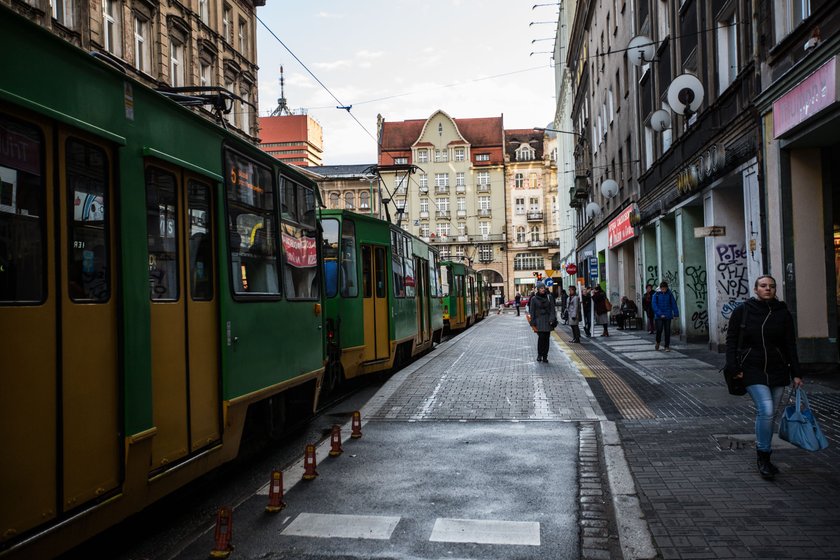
[0,9,324,558]
[441,260,480,330]
[320,209,444,389]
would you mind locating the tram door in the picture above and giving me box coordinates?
[361,244,389,361]
[146,165,220,470]
[415,256,431,345]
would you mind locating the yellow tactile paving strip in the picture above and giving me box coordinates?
[553,332,656,420]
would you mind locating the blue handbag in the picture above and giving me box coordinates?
[778,388,829,451]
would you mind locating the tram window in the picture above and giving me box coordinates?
[340,219,358,297]
[188,180,213,300]
[391,230,404,298]
[375,246,386,298]
[146,167,179,301]
[0,116,45,304]
[67,139,110,302]
[280,177,299,223]
[429,249,441,298]
[224,149,279,297]
[321,218,339,298]
[281,221,319,300]
[403,236,415,298]
[362,245,372,298]
[300,185,316,228]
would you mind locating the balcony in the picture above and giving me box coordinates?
[457,235,469,242]
[436,211,451,220]
[477,208,491,218]
[572,176,589,199]
[529,239,545,248]
[456,209,467,218]
[456,184,466,193]
[476,183,491,193]
[419,210,429,219]
[419,185,429,193]
[468,233,505,242]
[526,211,544,222]
[435,185,449,194]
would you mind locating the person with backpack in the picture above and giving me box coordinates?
[724,275,803,479]
[651,281,679,351]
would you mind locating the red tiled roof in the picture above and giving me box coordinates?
[379,115,503,151]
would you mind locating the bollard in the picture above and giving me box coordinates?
[302,443,318,480]
[210,506,234,558]
[329,425,343,457]
[350,410,363,439]
[265,469,286,513]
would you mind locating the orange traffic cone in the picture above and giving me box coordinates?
[210,506,234,558]
[302,443,318,480]
[351,411,363,439]
[329,425,343,457]
[265,469,286,513]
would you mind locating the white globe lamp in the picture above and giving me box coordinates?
[600,179,619,199]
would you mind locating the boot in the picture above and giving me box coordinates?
[756,450,775,479]
[766,451,780,475]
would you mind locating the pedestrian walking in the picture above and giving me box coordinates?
[581,286,592,337]
[642,284,655,333]
[724,275,803,479]
[591,285,610,336]
[566,285,581,343]
[652,281,679,351]
[527,282,558,362]
[514,292,521,316]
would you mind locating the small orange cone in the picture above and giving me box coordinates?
[329,425,343,457]
[210,506,234,558]
[350,411,363,439]
[265,469,286,513]
[302,443,318,480]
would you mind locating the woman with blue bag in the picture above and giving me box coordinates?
[725,275,803,479]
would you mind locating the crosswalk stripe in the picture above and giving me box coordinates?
[429,518,541,546]
[280,513,400,540]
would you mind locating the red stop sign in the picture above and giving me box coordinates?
[565,264,578,275]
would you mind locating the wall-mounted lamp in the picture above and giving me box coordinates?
[627,35,656,66]
[649,109,672,132]
[667,74,705,118]
[585,202,602,219]
[600,179,619,199]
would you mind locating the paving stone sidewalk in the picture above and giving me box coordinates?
[561,325,840,559]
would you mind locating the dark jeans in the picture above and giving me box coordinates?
[537,331,550,358]
[515,305,520,316]
[570,324,581,342]
[645,309,655,332]
[655,317,672,347]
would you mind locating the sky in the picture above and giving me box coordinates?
[255,1,558,165]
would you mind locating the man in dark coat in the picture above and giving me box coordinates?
[528,282,557,362]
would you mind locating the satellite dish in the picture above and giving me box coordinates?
[627,36,655,66]
[585,202,602,219]
[600,179,619,199]
[667,74,704,116]
[650,109,672,132]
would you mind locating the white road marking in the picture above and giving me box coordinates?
[412,351,465,420]
[530,376,554,419]
[429,518,541,546]
[281,513,401,540]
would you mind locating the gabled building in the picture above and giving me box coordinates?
[377,111,507,295]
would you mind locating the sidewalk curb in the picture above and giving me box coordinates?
[601,420,657,560]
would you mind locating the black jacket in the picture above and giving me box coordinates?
[528,292,557,332]
[725,298,801,387]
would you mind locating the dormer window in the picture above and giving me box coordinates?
[516,144,535,161]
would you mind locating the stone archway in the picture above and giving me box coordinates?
[477,269,505,307]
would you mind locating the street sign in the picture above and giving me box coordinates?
[565,263,578,275]
[543,278,554,287]
[544,269,555,277]
[589,259,599,280]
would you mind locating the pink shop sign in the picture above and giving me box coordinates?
[774,56,838,138]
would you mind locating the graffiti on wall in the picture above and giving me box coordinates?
[685,264,708,334]
[716,243,749,336]
[646,265,658,288]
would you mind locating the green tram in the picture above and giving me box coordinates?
[0,10,325,558]
[319,209,444,389]
[440,260,488,330]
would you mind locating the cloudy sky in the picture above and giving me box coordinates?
[255,1,558,165]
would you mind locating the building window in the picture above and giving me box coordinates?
[434,173,448,187]
[479,222,490,235]
[516,226,526,243]
[394,157,408,165]
[134,16,150,74]
[238,19,247,55]
[515,197,525,214]
[775,0,811,41]
[200,60,212,86]
[240,85,251,134]
[103,0,121,56]
[479,244,492,262]
[359,191,370,209]
[457,222,466,236]
[435,149,448,162]
[456,172,465,186]
[223,5,231,42]
[530,226,540,242]
[436,223,450,237]
[513,253,541,271]
[435,197,449,212]
[514,173,524,188]
[329,192,339,207]
[420,198,429,212]
[417,149,428,163]
[529,197,539,211]
[477,171,490,185]
[52,0,75,28]
[419,173,428,189]
[454,147,465,161]
[395,175,407,193]
[529,173,538,188]
[170,40,185,87]
[475,153,490,161]
[224,78,236,127]
[420,224,429,237]
[455,245,465,259]
[199,0,209,24]
[516,145,534,161]
[344,192,354,209]
[457,197,466,211]
[478,196,490,211]
[717,11,739,94]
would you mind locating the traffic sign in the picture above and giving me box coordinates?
[589,259,599,280]
[565,263,578,275]
[543,278,554,287]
